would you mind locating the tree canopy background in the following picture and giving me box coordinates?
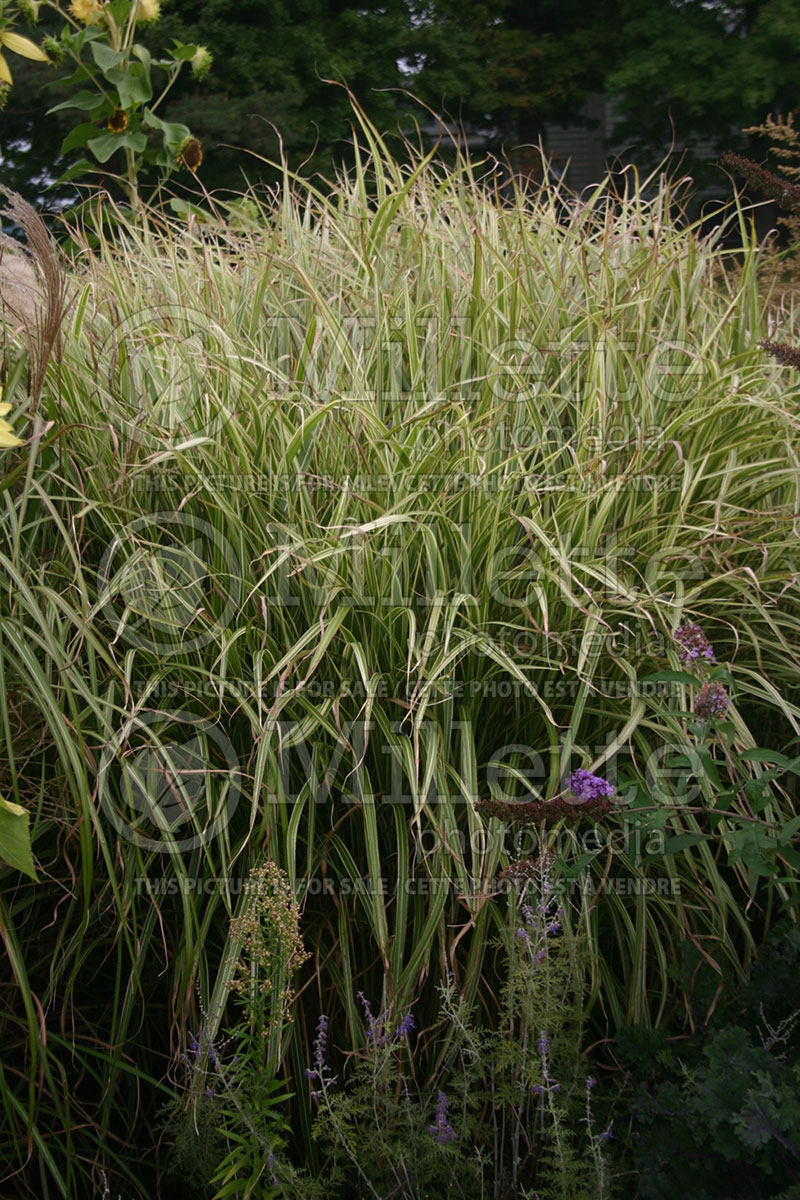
[1,0,799,209]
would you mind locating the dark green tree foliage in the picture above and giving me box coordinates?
[403,0,621,156]
[607,0,800,166]
[151,0,412,192]
[4,0,800,207]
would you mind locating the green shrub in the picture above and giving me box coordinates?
[620,923,800,1200]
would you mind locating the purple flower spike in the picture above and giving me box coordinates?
[428,1091,457,1144]
[396,1013,415,1038]
[313,1014,329,1071]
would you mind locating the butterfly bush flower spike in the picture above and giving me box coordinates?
[568,769,615,801]
[675,623,716,667]
[694,680,730,722]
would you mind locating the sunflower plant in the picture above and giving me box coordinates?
[0,386,22,448]
[0,0,48,96]
[1,0,211,205]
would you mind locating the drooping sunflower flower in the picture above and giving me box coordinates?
[68,0,106,25]
[190,45,212,80]
[18,0,41,25]
[177,137,203,174]
[0,27,48,86]
[133,0,161,23]
[0,389,22,449]
[107,107,128,132]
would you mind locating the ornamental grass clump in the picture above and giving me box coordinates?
[1,106,799,1193]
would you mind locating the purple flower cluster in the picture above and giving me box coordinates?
[314,1014,329,1069]
[584,1074,614,1146]
[357,993,415,1045]
[180,1020,229,1096]
[428,1090,457,1144]
[568,770,615,801]
[694,680,730,722]
[675,623,716,667]
[673,623,731,723]
[359,992,390,1047]
[180,984,231,1096]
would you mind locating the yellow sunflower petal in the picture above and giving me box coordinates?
[0,422,22,448]
[0,52,13,85]
[1,32,49,62]
[0,403,12,417]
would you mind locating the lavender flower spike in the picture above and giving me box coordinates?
[396,1013,415,1038]
[313,1014,329,1071]
[428,1091,457,1144]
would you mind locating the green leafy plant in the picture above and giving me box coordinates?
[620,922,800,1200]
[191,861,311,1199]
[0,0,211,203]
